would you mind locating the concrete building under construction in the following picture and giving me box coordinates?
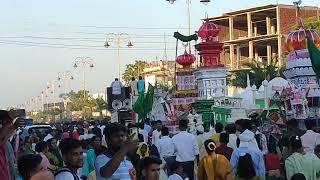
[208,4,319,69]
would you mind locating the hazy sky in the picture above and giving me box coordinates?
[0,0,318,109]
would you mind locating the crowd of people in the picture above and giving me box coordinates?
[1,109,320,180]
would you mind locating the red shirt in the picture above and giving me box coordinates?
[0,146,10,180]
[72,131,79,140]
[265,153,281,171]
[215,144,233,161]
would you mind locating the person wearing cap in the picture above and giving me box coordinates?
[196,125,207,160]
[44,128,57,142]
[285,136,320,180]
[230,119,265,178]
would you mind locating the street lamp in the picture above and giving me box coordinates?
[73,57,94,99]
[57,70,74,97]
[40,91,44,112]
[57,71,74,119]
[46,80,58,122]
[104,33,133,80]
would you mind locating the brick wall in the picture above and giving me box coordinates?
[279,7,318,54]
[279,7,318,35]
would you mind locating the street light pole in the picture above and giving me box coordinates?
[104,33,133,81]
[73,57,94,99]
[58,71,74,119]
[58,71,74,96]
[166,0,210,50]
[41,91,44,112]
[45,84,50,112]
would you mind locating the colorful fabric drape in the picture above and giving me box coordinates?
[173,32,198,42]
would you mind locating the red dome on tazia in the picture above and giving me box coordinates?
[285,28,320,51]
[198,20,219,40]
[176,50,196,67]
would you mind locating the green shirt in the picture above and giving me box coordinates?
[285,152,320,180]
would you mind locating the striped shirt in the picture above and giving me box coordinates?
[95,154,134,180]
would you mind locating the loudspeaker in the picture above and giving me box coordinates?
[118,110,132,125]
[107,87,130,110]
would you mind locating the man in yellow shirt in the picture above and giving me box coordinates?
[211,123,224,147]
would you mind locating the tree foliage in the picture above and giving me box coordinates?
[29,90,107,122]
[229,58,285,88]
[66,90,106,112]
[122,60,147,85]
[65,90,107,119]
[304,17,320,32]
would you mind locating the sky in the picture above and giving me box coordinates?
[0,0,318,109]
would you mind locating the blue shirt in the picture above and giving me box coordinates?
[95,154,134,180]
[144,124,152,133]
[230,147,266,177]
[137,80,145,93]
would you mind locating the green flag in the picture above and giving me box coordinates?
[173,32,198,42]
[132,92,145,121]
[307,38,320,81]
[144,83,155,114]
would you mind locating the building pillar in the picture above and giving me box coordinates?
[249,41,254,63]
[255,48,259,62]
[254,25,258,37]
[267,44,272,65]
[230,44,235,69]
[272,52,277,59]
[266,16,271,35]
[277,37,282,66]
[236,45,241,69]
[271,22,276,34]
[229,16,234,41]
[276,6,282,66]
[247,12,252,38]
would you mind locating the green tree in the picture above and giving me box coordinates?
[122,60,147,85]
[95,97,107,111]
[229,58,285,88]
[66,90,89,111]
[65,90,107,119]
[304,17,320,31]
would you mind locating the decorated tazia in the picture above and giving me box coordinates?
[285,29,320,51]
[197,20,219,41]
[176,50,196,68]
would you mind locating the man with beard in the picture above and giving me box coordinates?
[55,138,84,180]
